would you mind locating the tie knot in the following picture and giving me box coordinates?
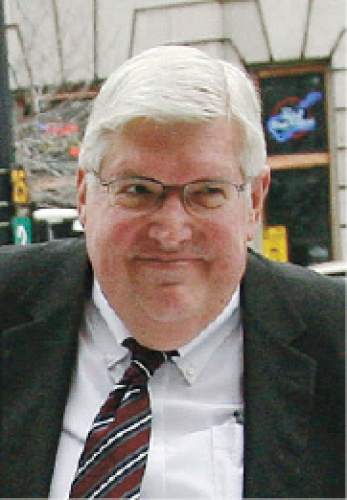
[122,337,177,383]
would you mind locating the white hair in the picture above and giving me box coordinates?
[79,45,266,179]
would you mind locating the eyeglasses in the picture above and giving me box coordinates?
[90,171,248,216]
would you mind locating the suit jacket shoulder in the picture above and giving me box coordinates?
[244,250,345,355]
[0,237,90,332]
[242,251,345,499]
[0,238,91,497]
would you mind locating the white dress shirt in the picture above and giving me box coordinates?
[49,280,244,499]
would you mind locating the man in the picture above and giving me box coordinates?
[1,46,344,499]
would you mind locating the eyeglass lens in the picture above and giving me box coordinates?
[106,178,238,213]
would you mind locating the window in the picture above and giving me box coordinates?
[253,65,331,266]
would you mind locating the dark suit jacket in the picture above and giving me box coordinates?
[0,238,345,498]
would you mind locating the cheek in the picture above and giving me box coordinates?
[207,211,249,251]
[206,214,249,280]
[84,211,149,310]
[85,206,146,271]
[90,220,131,252]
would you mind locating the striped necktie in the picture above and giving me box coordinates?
[69,338,177,499]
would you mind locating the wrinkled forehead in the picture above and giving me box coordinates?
[99,118,245,181]
[103,116,245,149]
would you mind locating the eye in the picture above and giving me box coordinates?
[111,178,162,209]
[203,186,226,196]
[116,179,160,197]
[125,183,153,195]
[188,182,229,208]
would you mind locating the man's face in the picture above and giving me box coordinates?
[78,118,269,348]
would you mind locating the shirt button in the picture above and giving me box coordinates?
[185,366,195,378]
[105,355,115,368]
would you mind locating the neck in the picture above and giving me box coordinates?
[95,278,237,351]
[114,299,231,351]
[124,318,204,351]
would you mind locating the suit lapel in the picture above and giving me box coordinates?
[242,252,317,498]
[2,241,318,497]
[2,240,91,498]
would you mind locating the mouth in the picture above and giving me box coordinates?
[133,255,206,277]
[136,259,196,270]
[135,255,204,264]
[131,254,205,286]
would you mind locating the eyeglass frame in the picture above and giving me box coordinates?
[88,170,250,216]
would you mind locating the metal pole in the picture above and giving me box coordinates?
[51,0,65,85]
[0,0,13,244]
[93,0,98,81]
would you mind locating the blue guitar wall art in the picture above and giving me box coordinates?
[266,91,323,143]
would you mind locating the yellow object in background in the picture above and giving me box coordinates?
[263,225,289,263]
[11,167,30,205]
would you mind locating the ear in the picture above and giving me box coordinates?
[246,165,271,241]
[76,168,87,226]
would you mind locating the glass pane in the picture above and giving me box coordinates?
[260,72,327,155]
[265,166,331,266]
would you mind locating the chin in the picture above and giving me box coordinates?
[147,308,193,323]
[137,290,200,324]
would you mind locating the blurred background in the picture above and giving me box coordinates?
[0,0,346,271]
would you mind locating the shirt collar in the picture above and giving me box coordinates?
[93,278,240,385]
[92,279,129,363]
[174,288,241,384]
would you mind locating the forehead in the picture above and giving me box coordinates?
[100,118,244,181]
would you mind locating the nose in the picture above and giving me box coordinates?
[147,192,193,250]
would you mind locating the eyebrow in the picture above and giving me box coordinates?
[100,159,243,183]
[99,175,237,190]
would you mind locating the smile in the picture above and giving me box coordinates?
[136,257,198,266]
[134,252,206,262]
